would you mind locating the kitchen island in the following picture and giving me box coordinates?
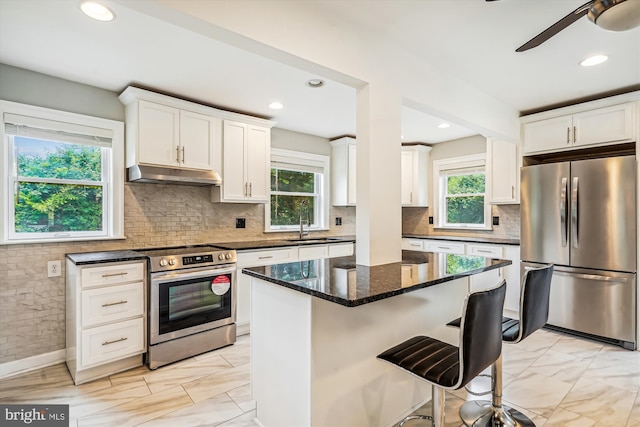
[242,250,511,427]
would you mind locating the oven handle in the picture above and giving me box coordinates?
[151,265,236,282]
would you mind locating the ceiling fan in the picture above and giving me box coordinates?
[490,0,640,52]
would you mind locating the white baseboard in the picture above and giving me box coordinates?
[0,350,66,379]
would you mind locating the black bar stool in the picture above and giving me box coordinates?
[449,263,554,427]
[378,280,507,427]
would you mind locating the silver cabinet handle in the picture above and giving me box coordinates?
[410,243,421,247]
[181,146,185,164]
[560,177,568,247]
[176,146,180,163]
[571,176,579,249]
[438,246,451,250]
[410,191,413,203]
[244,182,248,197]
[102,337,127,346]
[249,182,252,197]
[511,185,515,199]
[101,300,127,307]
[475,249,493,254]
[573,126,577,143]
[258,255,273,260]
[566,127,570,144]
[102,272,128,278]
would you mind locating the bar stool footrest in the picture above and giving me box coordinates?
[398,414,433,426]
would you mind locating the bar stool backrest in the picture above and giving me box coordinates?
[458,280,507,387]
[514,263,554,343]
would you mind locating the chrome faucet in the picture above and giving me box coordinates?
[299,200,310,240]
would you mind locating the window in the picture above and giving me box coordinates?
[1,101,124,243]
[265,149,329,232]
[433,154,491,230]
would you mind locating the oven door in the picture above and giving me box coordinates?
[150,265,236,345]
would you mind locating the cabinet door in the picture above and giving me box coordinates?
[573,103,635,147]
[347,143,357,205]
[486,139,519,204]
[180,110,219,171]
[246,125,270,202]
[223,121,248,201]
[401,151,414,205]
[137,100,180,167]
[523,114,573,154]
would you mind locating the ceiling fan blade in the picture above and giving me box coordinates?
[516,0,594,52]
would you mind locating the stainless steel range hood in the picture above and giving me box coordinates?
[128,165,222,186]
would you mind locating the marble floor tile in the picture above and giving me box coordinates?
[77,385,193,427]
[548,336,604,359]
[182,363,250,404]
[559,377,635,426]
[217,409,257,427]
[502,371,573,418]
[543,407,597,427]
[143,354,232,394]
[227,384,256,412]
[516,328,562,353]
[0,364,74,399]
[528,349,591,384]
[630,392,640,421]
[136,391,243,427]
[501,345,543,376]
[627,418,640,427]
[108,365,150,386]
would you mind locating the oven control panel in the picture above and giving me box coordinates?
[144,246,237,272]
[183,254,214,265]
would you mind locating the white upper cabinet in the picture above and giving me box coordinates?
[211,120,271,203]
[486,138,520,204]
[120,88,221,171]
[331,137,356,206]
[522,98,637,155]
[401,145,431,207]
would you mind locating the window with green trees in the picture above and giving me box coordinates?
[266,149,329,232]
[2,102,123,243]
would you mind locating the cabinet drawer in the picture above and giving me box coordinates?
[328,243,354,258]
[402,239,424,251]
[467,244,503,258]
[236,247,298,267]
[81,262,144,289]
[425,241,465,254]
[81,318,145,368]
[82,282,144,327]
[299,245,329,261]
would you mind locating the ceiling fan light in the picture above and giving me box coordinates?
[589,0,640,31]
[580,54,609,66]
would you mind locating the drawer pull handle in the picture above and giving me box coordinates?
[258,256,274,259]
[439,246,451,250]
[101,272,128,278]
[102,300,127,307]
[476,250,493,254]
[410,243,421,247]
[102,337,127,346]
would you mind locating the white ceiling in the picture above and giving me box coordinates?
[0,0,638,144]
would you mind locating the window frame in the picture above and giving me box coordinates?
[432,154,492,231]
[265,148,330,233]
[0,100,125,244]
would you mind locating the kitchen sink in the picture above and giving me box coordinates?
[285,237,342,243]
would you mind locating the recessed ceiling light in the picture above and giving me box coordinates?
[79,1,115,21]
[437,123,451,129]
[269,102,284,110]
[580,54,608,67]
[306,79,325,88]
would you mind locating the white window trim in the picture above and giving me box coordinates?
[265,148,330,233]
[0,100,125,244]
[432,153,492,231]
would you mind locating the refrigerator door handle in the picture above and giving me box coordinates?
[554,270,629,283]
[560,177,568,247]
[571,176,579,249]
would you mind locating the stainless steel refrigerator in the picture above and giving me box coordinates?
[521,155,637,350]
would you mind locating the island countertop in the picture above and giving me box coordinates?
[242,250,511,307]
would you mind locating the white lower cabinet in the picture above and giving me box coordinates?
[236,242,354,335]
[401,238,521,316]
[66,260,146,385]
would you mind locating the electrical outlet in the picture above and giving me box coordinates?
[492,216,500,226]
[48,260,61,277]
[335,217,342,226]
[235,218,246,229]
[428,216,434,225]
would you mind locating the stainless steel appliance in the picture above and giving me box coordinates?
[141,245,237,369]
[521,155,637,350]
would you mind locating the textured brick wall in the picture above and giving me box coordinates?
[402,204,520,240]
[0,182,355,364]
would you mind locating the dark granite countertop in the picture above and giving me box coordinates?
[212,236,355,251]
[242,250,511,307]
[66,251,147,265]
[403,234,520,246]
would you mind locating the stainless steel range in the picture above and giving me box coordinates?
[141,245,237,369]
